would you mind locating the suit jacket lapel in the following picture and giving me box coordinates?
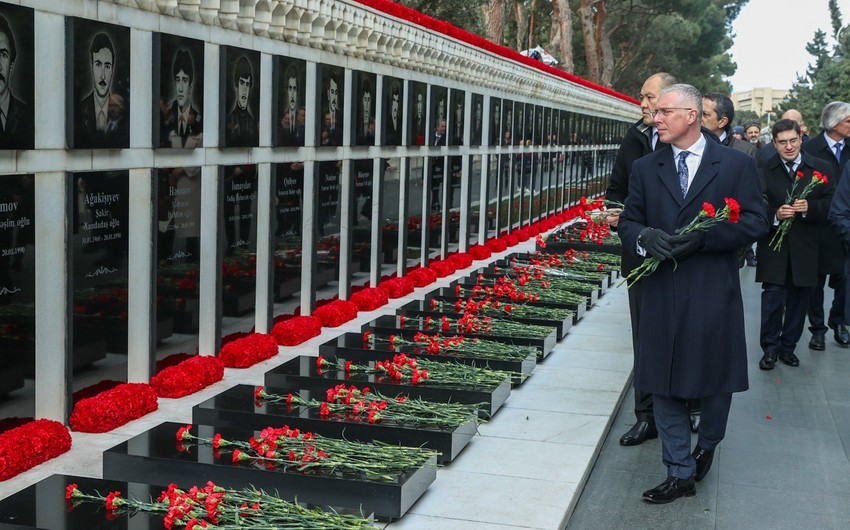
[654,145,685,206]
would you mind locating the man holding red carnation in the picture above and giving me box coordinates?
[755,119,833,371]
[618,84,768,504]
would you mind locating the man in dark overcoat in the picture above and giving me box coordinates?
[756,119,833,370]
[619,84,768,503]
[801,101,850,350]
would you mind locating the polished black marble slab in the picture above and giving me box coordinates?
[500,252,619,287]
[316,333,537,383]
[265,355,511,418]
[192,384,477,464]
[436,284,586,324]
[452,273,595,312]
[0,474,170,529]
[363,315,557,358]
[103,422,434,520]
[402,296,573,340]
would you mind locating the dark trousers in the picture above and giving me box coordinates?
[808,272,846,335]
[627,280,654,424]
[653,393,732,479]
[761,282,811,355]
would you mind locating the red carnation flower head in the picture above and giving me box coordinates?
[701,202,716,218]
[724,197,741,223]
[795,170,805,180]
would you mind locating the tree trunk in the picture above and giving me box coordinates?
[549,0,574,72]
[596,2,614,86]
[482,0,506,45]
[513,1,528,51]
[578,0,599,83]
[528,0,538,51]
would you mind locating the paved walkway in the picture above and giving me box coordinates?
[568,266,850,529]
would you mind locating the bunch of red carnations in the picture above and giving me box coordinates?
[405,267,437,287]
[378,277,415,298]
[447,252,474,270]
[69,383,158,433]
[0,419,71,480]
[150,355,224,398]
[429,259,456,278]
[271,315,323,346]
[350,287,390,310]
[312,299,359,327]
[217,333,278,368]
[468,244,492,260]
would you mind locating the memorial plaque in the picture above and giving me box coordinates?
[273,162,303,302]
[429,85,447,147]
[221,165,257,321]
[427,156,444,253]
[382,76,403,146]
[408,81,426,146]
[70,171,128,370]
[221,46,260,148]
[154,34,204,148]
[490,97,502,146]
[0,175,34,406]
[155,167,200,360]
[68,19,131,149]
[352,71,376,146]
[351,158,374,278]
[502,100,514,146]
[0,4,34,151]
[317,64,344,146]
[469,154,482,241]
[380,157,401,265]
[512,102,523,145]
[449,89,464,146]
[470,93,483,147]
[274,56,306,147]
[406,157,425,264]
[486,153,500,238]
[534,105,544,146]
[316,159,341,286]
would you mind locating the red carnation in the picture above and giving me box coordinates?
[271,316,322,346]
[217,333,279,368]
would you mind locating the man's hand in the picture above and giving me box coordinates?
[669,231,706,260]
[638,228,675,260]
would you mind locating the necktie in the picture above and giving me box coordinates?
[786,161,795,176]
[677,151,690,197]
[179,117,185,137]
[835,142,844,163]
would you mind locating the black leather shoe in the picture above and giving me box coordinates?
[689,412,701,433]
[809,334,825,351]
[619,421,658,446]
[692,446,715,482]
[779,351,800,367]
[642,476,696,504]
[759,352,778,370]
[830,323,850,347]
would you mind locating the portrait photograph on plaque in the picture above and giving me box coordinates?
[0,5,34,150]
[221,46,260,148]
[429,85,447,147]
[470,93,483,147]
[0,174,35,413]
[353,71,376,147]
[68,19,130,149]
[154,34,204,149]
[382,76,403,146]
[408,81,426,146]
[317,64,344,147]
[490,97,502,145]
[449,89,464,146]
[274,56,306,147]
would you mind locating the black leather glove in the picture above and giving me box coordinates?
[638,227,674,260]
[669,231,706,260]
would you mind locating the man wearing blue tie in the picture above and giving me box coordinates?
[802,101,850,350]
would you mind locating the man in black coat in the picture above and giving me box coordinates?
[605,72,676,447]
[801,101,850,350]
[619,84,768,503]
[756,119,833,370]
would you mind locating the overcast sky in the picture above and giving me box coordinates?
[726,0,838,94]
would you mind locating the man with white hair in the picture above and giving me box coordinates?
[802,101,850,350]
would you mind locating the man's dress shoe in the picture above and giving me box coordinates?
[642,476,696,504]
[778,351,799,367]
[809,334,825,351]
[692,446,715,482]
[759,352,778,370]
[831,323,850,347]
[619,421,658,446]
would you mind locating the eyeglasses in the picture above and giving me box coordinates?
[774,137,801,147]
[649,107,694,118]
